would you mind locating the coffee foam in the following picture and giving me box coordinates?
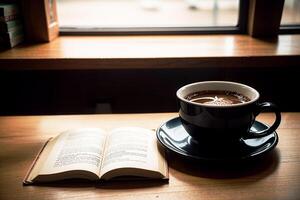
[186,91,250,106]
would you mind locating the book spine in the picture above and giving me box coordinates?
[0,19,22,32]
[10,32,24,48]
[0,27,24,48]
[0,14,19,22]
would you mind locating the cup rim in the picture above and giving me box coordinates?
[176,81,260,108]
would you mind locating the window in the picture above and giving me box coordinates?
[281,0,300,25]
[57,0,243,34]
[280,0,300,33]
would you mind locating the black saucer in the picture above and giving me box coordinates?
[156,117,278,161]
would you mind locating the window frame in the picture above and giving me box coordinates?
[279,0,300,34]
[280,25,300,34]
[59,0,248,35]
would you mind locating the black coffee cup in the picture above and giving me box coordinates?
[176,81,281,145]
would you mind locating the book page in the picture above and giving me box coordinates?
[100,127,167,179]
[38,128,108,177]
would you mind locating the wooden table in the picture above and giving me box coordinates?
[0,113,300,200]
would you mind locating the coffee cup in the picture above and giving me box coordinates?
[176,81,281,145]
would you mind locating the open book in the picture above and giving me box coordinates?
[24,127,168,185]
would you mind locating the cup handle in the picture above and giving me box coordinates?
[246,102,281,139]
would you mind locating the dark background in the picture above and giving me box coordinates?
[0,66,297,115]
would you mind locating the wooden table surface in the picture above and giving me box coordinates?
[0,113,300,200]
[1,35,300,70]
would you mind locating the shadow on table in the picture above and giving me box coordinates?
[95,179,168,189]
[25,179,96,188]
[169,148,280,180]
[26,176,168,189]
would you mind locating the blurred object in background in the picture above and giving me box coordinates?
[140,0,161,11]
[20,0,59,42]
[57,0,239,28]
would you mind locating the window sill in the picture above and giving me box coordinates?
[0,34,299,70]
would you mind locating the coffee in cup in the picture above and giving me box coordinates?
[176,81,281,145]
[185,90,251,106]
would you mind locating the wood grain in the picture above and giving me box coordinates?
[0,113,300,200]
[0,35,299,70]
